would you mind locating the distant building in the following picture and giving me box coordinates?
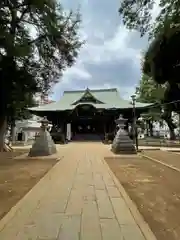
[29,88,153,141]
[13,93,54,144]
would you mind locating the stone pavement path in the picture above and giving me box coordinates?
[0,143,150,240]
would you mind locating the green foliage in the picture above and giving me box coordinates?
[119,0,180,86]
[141,111,162,121]
[118,0,180,84]
[8,93,37,123]
[119,0,180,38]
[143,28,180,85]
[119,0,154,37]
[136,74,177,138]
[136,74,165,103]
[0,0,83,120]
[136,74,165,121]
[119,0,180,112]
[143,30,180,112]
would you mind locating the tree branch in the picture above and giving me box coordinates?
[17,5,30,24]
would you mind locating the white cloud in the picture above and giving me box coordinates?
[62,63,91,82]
[75,25,140,65]
[52,0,153,100]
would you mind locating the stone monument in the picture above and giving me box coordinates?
[111,115,136,154]
[28,116,57,157]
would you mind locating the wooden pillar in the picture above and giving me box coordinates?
[103,122,106,134]
[64,122,67,140]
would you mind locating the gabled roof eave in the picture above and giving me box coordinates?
[71,88,104,105]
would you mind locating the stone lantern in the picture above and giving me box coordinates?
[111,114,136,154]
[40,116,49,130]
[28,116,57,157]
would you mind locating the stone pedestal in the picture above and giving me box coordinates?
[111,128,136,154]
[111,114,137,155]
[28,117,57,157]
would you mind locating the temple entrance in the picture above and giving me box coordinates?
[71,118,104,141]
[74,120,96,134]
[70,104,105,141]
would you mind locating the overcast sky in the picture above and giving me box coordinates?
[51,0,149,101]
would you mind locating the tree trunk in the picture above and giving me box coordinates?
[0,115,7,151]
[161,110,176,140]
[148,120,153,137]
[10,119,16,145]
[164,119,176,140]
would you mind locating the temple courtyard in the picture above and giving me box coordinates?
[1,143,180,239]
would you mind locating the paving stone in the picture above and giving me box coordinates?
[33,213,63,239]
[83,185,96,201]
[93,173,105,189]
[77,159,92,174]
[57,215,81,240]
[100,218,123,240]
[73,174,85,187]
[106,186,122,198]
[121,224,145,240]
[81,200,102,240]
[91,159,105,174]
[95,189,115,219]
[102,172,115,186]
[15,224,36,240]
[37,238,56,240]
[35,189,71,214]
[16,213,63,240]
[65,189,83,215]
[0,182,48,239]
[73,173,93,187]
[111,197,136,225]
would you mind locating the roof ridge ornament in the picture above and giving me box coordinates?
[72,87,104,105]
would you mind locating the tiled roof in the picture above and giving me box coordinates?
[29,88,154,112]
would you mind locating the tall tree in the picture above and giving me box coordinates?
[0,0,83,150]
[136,74,177,139]
[119,0,180,139]
[119,0,180,89]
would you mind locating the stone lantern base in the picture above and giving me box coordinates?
[28,130,57,157]
[111,129,136,154]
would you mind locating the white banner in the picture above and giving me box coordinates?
[66,123,71,141]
